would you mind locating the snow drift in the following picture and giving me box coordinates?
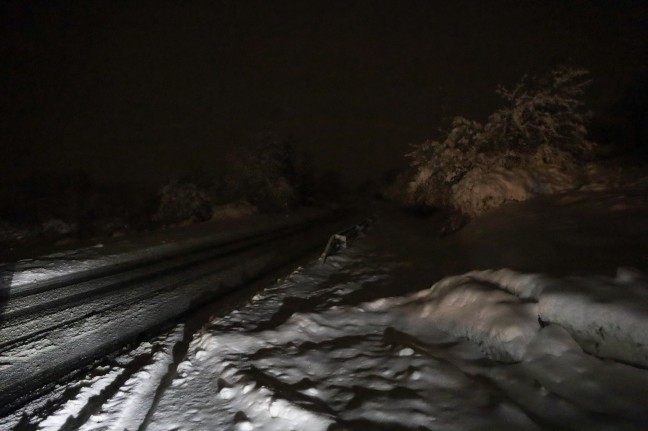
[389,268,648,367]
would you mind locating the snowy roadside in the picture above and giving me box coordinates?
[5,188,648,430]
[143,245,648,430]
[142,188,648,431]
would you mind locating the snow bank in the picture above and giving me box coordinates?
[392,274,540,362]
[539,269,648,367]
[137,245,648,431]
[402,268,648,368]
[461,268,547,300]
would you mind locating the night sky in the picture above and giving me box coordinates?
[1,1,646,187]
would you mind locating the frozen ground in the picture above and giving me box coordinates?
[2,186,648,430]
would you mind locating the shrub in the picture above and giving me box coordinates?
[223,133,303,211]
[485,66,593,156]
[407,117,483,208]
[42,218,78,236]
[211,201,257,221]
[153,179,213,225]
[406,66,595,216]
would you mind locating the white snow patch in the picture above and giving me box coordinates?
[68,243,646,431]
[37,368,123,430]
[82,326,184,431]
[538,273,648,367]
[389,273,540,362]
[147,256,543,430]
[398,347,414,356]
[393,268,648,368]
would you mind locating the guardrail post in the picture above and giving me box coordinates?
[319,215,377,263]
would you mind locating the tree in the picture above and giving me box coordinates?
[223,132,299,211]
[406,66,595,215]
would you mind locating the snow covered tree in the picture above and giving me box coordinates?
[485,66,593,156]
[406,117,483,208]
[406,66,595,216]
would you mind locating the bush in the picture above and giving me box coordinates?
[223,133,308,211]
[150,133,318,227]
[211,201,257,221]
[405,66,595,216]
[485,66,593,155]
[153,179,213,225]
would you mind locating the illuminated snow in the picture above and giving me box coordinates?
[143,255,648,430]
[6,206,648,430]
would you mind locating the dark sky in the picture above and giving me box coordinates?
[1,0,646,187]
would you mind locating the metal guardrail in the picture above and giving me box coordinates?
[319,214,378,263]
[1,210,332,301]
